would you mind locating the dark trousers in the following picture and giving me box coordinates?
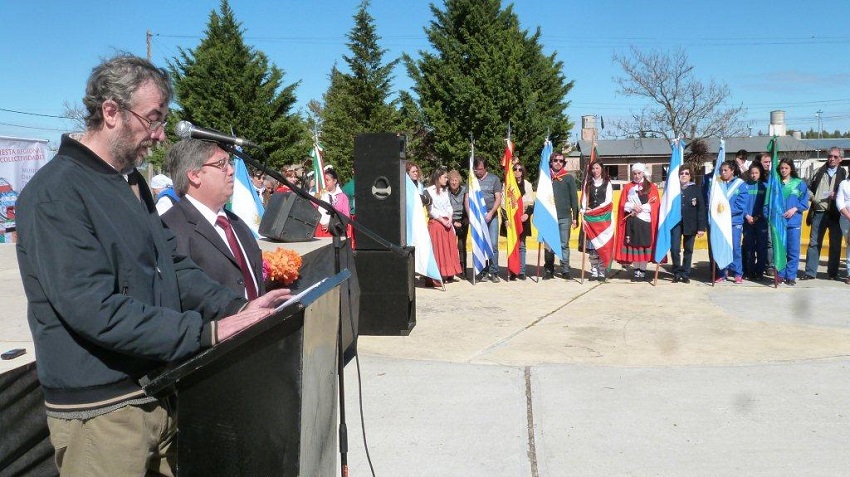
[804,211,842,277]
[743,221,768,277]
[454,222,468,272]
[670,223,696,278]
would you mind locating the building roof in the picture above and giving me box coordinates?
[576,135,817,159]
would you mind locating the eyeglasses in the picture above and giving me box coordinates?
[679,171,690,176]
[513,167,522,172]
[551,159,565,164]
[124,108,167,132]
[202,157,234,171]
[828,154,841,159]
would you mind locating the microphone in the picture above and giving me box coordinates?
[174,120,259,149]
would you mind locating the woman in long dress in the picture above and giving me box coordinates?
[426,167,462,283]
[614,163,660,282]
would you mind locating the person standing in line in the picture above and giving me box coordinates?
[543,151,579,280]
[614,163,660,282]
[407,161,432,207]
[508,162,534,280]
[162,139,264,299]
[447,169,468,279]
[470,156,502,282]
[757,152,775,275]
[317,167,350,235]
[14,54,289,476]
[669,164,706,284]
[426,167,462,284]
[581,161,613,281]
[742,162,768,281]
[713,160,748,284]
[801,147,846,281]
[151,173,179,216]
[835,173,850,285]
[734,149,751,180]
[770,158,809,285]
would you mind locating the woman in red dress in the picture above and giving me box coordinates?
[614,163,660,282]
[426,167,462,283]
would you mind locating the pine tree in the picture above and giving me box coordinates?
[319,0,400,182]
[405,0,573,177]
[168,0,305,170]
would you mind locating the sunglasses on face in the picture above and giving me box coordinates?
[679,171,690,176]
[551,159,565,164]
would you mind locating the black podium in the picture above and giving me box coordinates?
[144,271,350,476]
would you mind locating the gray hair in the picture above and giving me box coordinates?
[165,139,219,196]
[83,54,172,130]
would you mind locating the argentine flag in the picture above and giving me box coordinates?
[468,147,494,275]
[405,175,442,282]
[708,139,733,269]
[653,139,684,263]
[532,139,562,260]
[227,155,265,237]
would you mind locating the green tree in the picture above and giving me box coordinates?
[405,0,573,178]
[168,0,305,171]
[319,0,400,182]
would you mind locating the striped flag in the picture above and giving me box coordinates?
[226,155,265,237]
[653,139,684,262]
[764,136,788,272]
[532,140,562,260]
[581,144,614,268]
[405,175,442,282]
[311,141,326,194]
[502,139,523,275]
[708,139,733,269]
[468,144,494,275]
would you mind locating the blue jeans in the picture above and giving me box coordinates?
[544,217,572,273]
[487,215,499,274]
[780,226,802,280]
[804,211,842,277]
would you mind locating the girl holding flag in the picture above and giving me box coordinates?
[713,161,748,284]
[581,162,613,281]
[770,158,809,285]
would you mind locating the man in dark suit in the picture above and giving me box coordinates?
[670,164,707,283]
[162,139,265,299]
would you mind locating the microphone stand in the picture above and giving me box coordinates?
[224,144,405,477]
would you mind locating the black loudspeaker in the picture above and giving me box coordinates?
[259,192,321,242]
[354,248,415,335]
[354,133,407,250]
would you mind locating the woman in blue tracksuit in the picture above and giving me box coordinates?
[766,158,809,285]
[714,160,749,283]
[742,162,768,281]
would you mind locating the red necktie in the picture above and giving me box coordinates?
[215,215,258,300]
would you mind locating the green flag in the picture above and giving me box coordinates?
[764,137,787,272]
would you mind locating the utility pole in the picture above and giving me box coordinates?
[146,30,152,61]
[816,110,823,139]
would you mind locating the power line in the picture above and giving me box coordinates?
[0,107,71,119]
[0,121,67,132]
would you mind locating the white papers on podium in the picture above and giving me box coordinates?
[273,269,352,314]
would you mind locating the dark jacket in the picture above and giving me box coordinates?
[679,183,707,235]
[162,199,265,298]
[15,135,246,416]
[552,172,579,220]
[808,163,847,218]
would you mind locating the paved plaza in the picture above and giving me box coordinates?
[2,243,849,476]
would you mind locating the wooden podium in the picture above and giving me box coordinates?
[144,270,350,476]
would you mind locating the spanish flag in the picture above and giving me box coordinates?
[502,139,524,275]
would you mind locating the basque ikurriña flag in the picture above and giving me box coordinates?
[532,140,562,260]
[581,145,614,268]
[653,139,684,263]
[764,136,788,272]
[502,139,523,275]
[311,141,326,194]
[708,139,733,269]
[468,144,494,276]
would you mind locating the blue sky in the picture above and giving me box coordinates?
[2,0,849,150]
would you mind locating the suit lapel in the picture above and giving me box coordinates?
[180,200,240,268]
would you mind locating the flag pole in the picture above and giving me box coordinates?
[653,262,660,286]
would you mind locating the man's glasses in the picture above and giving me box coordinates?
[202,157,234,171]
[828,154,841,159]
[124,108,166,132]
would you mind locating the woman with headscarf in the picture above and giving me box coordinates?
[615,163,660,282]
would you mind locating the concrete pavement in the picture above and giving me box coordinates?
[2,242,849,475]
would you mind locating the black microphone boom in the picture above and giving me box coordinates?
[175,120,259,149]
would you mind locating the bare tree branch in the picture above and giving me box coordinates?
[612,46,745,140]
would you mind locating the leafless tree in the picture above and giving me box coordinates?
[612,46,745,140]
[62,101,86,132]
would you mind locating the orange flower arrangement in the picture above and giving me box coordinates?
[262,247,302,286]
